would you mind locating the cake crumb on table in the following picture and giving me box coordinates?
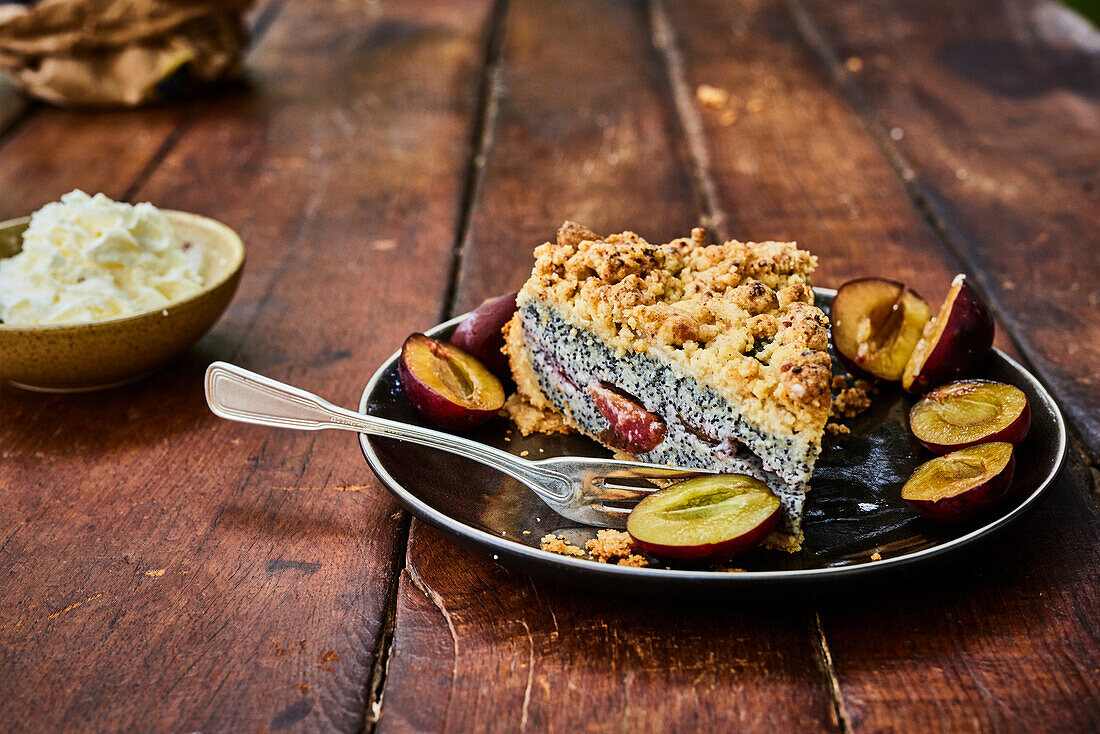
[695,83,730,108]
[540,534,585,558]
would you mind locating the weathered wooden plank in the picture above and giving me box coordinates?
[450,0,700,315]
[661,0,1100,730]
[385,528,839,733]
[818,456,1100,733]
[0,102,188,221]
[379,1,838,731]
[792,0,1100,457]
[0,1,495,731]
[0,0,279,218]
[655,0,968,305]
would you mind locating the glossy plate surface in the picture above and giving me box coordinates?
[359,290,1066,591]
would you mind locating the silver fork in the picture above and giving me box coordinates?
[204,361,713,527]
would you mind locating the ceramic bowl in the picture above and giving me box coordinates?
[0,211,244,392]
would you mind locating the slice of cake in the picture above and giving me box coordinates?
[504,222,832,545]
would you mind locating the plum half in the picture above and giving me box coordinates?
[399,333,505,430]
[910,380,1030,454]
[626,475,781,562]
[588,383,666,454]
[450,292,518,380]
[901,442,1015,523]
[831,278,932,381]
[902,274,994,393]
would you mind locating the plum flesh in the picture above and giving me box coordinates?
[587,382,666,454]
[901,442,1015,523]
[831,278,932,381]
[399,333,505,430]
[626,475,781,562]
[910,379,1030,454]
[903,274,994,393]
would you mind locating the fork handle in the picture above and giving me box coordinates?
[204,361,554,489]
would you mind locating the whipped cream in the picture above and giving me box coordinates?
[0,190,203,326]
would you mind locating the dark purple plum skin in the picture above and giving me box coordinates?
[450,292,518,380]
[905,278,995,394]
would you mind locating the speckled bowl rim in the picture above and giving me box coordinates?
[0,210,245,333]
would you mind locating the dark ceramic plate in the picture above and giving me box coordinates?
[359,290,1066,591]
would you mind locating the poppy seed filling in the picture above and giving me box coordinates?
[517,299,812,533]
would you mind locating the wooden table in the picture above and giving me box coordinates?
[1,1,1097,731]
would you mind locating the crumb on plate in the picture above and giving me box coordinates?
[540,534,585,558]
[502,393,574,437]
[585,529,649,568]
[763,529,803,553]
[831,378,874,419]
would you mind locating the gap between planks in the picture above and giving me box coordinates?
[122,0,287,203]
[649,0,724,238]
[360,512,412,734]
[440,0,512,323]
[361,2,512,730]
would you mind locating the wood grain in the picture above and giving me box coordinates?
[379,0,837,731]
[816,454,1100,733]
[383,527,839,733]
[661,0,1100,730]
[655,0,968,306]
[792,0,1100,457]
[0,0,495,731]
[450,0,701,315]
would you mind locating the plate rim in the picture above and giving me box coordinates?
[358,288,1068,585]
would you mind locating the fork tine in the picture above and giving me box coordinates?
[593,463,714,480]
[535,455,715,480]
[588,504,633,516]
[588,482,657,501]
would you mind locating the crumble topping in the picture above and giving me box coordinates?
[831,376,875,419]
[515,222,831,438]
[763,529,804,553]
[502,393,573,437]
[585,529,647,567]
[540,534,585,558]
[539,530,650,567]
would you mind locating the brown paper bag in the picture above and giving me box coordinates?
[0,0,254,107]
